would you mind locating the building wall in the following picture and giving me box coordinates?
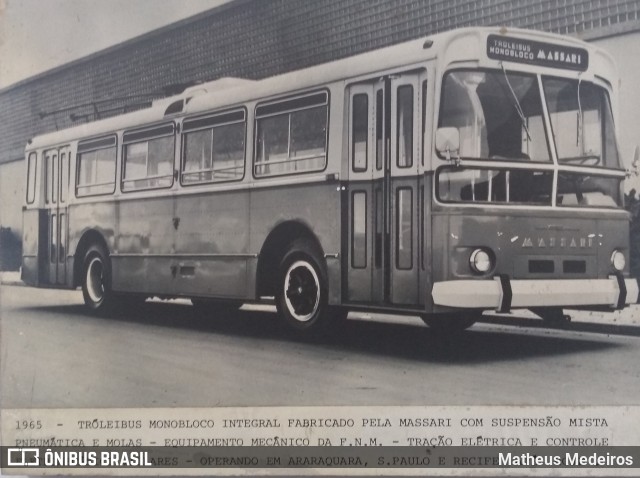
[1,0,639,267]
[2,0,639,165]
[0,159,24,226]
[0,160,25,270]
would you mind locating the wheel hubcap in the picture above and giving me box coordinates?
[86,257,105,304]
[284,260,320,322]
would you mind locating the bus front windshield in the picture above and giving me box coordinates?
[438,69,620,169]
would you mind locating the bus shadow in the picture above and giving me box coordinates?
[480,314,640,338]
[22,300,623,364]
[329,318,620,364]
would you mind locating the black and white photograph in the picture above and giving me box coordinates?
[1,0,640,474]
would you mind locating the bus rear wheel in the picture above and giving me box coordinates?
[422,313,479,333]
[276,240,339,337]
[82,245,115,313]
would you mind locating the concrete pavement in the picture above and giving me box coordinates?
[0,270,22,286]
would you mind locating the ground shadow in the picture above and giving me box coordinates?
[19,300,626,365]
[480,314,640,338]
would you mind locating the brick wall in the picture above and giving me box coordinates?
[0,0,639,165]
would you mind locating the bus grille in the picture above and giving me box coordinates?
[528,259,587,275]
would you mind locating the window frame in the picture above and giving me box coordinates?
[26,152,37,204]
[45,149,61,205]
[541,74,621,171]
[121,123,176,193]
[351,93,369,173]
[435,165,556,206]
[351,191,367,269]
[253,90,330,179]
[180,108,247,187]
[75,134,118,198]
[436,68,553,164]
[375,89,384,171]
[395,186,413,270]
[59,151,69,204]
[396,84,414,169]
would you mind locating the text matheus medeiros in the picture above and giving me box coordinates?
[499,452,633,467]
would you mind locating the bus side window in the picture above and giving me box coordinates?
[396,187,413,269]
[351,191,367,268]
[122,124,175,192]
[26,152,37,204]
[351,94,368,172]
[255,91,328,178]
[421,80,427,167]
[182,110,246,185]
[60,152,68,203]
[397,85,413,168]
[45,151,58,204]
[375,89,384,171]
[76,135,117,197]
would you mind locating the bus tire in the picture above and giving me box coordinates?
[81,244,115,313]
[422,313,478,333]
[276,239,336,336]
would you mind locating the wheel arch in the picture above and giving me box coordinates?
[73,229,110,288]
[255,220,325,298]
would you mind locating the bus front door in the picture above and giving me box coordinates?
[44,146,70,286]
[346,73,423,306]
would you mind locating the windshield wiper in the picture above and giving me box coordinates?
[500,63,531,142]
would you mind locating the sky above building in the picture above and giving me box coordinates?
[0,0,228,89]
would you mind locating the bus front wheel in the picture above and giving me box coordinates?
[276,240,338,336]
[82,245,115,313]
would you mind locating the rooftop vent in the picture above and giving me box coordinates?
[159,77,256,116]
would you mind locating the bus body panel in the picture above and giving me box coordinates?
[115,194,178,295]
[430,209,631,313]
[247,182,341,257]
[21,208,48,287]
[248,181,342,304]
[73,180,343,301]
[170,189,251,298]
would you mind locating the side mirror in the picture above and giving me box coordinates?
[435,127,460,163]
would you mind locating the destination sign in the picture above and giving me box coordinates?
[487,34,589,71]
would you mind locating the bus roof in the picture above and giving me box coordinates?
[27,26,615,151]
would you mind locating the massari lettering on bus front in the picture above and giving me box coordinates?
[21,27,638,337]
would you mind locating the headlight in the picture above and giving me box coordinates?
[611,250,626,271]
[470,249,492,274]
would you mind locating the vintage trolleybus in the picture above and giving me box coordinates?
[22,27,639,335]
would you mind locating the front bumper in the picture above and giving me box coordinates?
[432,276,639,312]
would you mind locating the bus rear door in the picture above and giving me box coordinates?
[44,146,70,286]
